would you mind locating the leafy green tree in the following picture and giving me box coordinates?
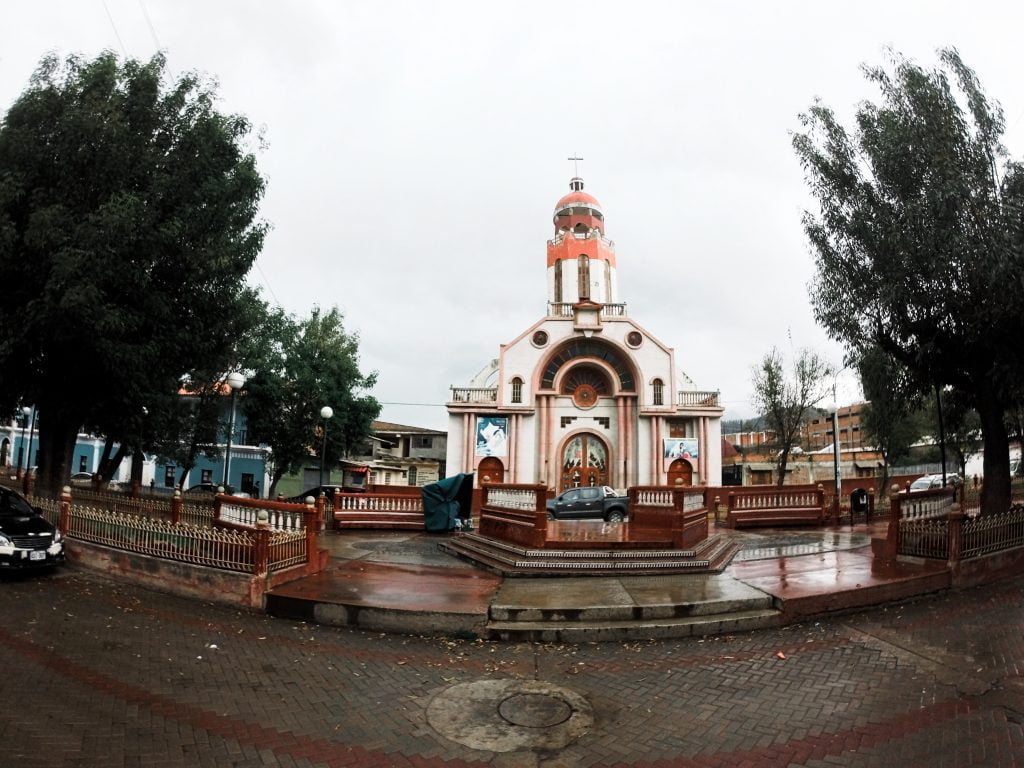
[244,307,380,497]
[856,346,925,495]
[0,52,266,494]
[751,347,832,486]
[793,48,1024,515]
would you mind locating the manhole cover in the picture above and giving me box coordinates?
[499,693,572,728]
[427,679,592,752]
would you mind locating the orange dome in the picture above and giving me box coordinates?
[555,188,602,211]
[554,177,603,215]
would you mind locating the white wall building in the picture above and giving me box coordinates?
[447,177,723,492]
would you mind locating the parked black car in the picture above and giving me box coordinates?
[546,485,630,522]
[0,486,65,571]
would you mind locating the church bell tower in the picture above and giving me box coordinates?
[546,177,619,310]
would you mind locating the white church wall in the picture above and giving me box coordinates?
[445,414,466,477]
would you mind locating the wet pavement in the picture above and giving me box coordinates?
[276,523,950,637]
[2,563,1022,767]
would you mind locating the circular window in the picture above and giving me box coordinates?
[626,331,643,348]
[572,383,599,409]
[532,330,549,347]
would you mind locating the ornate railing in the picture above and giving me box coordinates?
[28,494,60,527]
[676,391,721,407]
[730,488,822,511]
[601,304,628,318]
[68,505,257,572]
[898,517,950,559]
[628,486,709,549]
[485,486,541,511]
[547,302,573,317]
[897,492,953,521]
[70,488,178,519]
[449,387,498,403]
[266,530,309,571]
[217,498,310,531]
[333,493,423,512]
[961,504,1024,559]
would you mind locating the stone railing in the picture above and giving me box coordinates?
[628,486,709,549]
[479,483,548,548]
[333,492,424,512]
[487,486,545,511]
[676,391,721,407]
[449,387,498,403]
[723,485,825,528]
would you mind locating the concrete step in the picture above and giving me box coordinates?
[489,591,773,622]
[486,608,782,642]
[440,533,742,576]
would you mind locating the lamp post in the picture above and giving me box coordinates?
[222,372,246,490]
[831,365,850,521]
[17,406,30,479]
[319,406,334,486]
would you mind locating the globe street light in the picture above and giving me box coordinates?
[17,406,30,479]
[222,372,246,490]
[319,406,334,486]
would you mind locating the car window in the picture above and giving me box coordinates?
[580,488,600,501]
[0,490,34,516]
[562,490,579,503]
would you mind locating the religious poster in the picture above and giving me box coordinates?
[475,417,508,457]
[663,438,698,460]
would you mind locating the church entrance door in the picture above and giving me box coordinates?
[560,433,609,492]
[478,457,504,484]
[667,458,693,487]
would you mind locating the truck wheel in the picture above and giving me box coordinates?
[606,510,624,523]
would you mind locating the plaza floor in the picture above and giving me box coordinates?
[2,524,1021,767]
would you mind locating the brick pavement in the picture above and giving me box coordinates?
[1,567,1021,767]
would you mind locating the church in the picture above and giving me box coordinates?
[446,176,723,492]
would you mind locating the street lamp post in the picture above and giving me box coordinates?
[17,406,30,479]
[319,406,334,486]
[222,372,246,490]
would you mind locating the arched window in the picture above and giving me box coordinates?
[578,255,590,300]
[653,378,664,406]
[511,377,523,404]
[554,259,563,303]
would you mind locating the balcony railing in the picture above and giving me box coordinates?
[677,390,720,407]
[450,387,498,403]
[545,302,629,318]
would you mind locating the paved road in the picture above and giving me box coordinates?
[1,566,1022,767]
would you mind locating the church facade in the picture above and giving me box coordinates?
[446,177,723,492]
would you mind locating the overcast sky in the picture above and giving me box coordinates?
[3,1,1023,431]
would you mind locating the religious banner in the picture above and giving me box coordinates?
[663,438,698,460]
[475,417,508,457]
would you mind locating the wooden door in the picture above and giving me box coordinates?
[667,458,693,487]
[478,456,504,484]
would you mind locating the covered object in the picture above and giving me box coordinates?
[421,473,474,532]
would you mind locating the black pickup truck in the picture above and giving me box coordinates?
[546,485,629,522]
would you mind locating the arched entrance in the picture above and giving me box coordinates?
[478,456,504,484]
[667,458,693,487]
[560,433,609,491]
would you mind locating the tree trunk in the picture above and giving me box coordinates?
[268,465,287,499]
[35,408,78,497]
[975,386,1010,516]
[776,448,790,487]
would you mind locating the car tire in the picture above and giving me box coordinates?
[606,510,625,523]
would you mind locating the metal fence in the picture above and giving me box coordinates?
[962,505,1024,559]
[68,505,256,572]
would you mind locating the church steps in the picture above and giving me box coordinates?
[439,532,741,576]
[485,608,782,642]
